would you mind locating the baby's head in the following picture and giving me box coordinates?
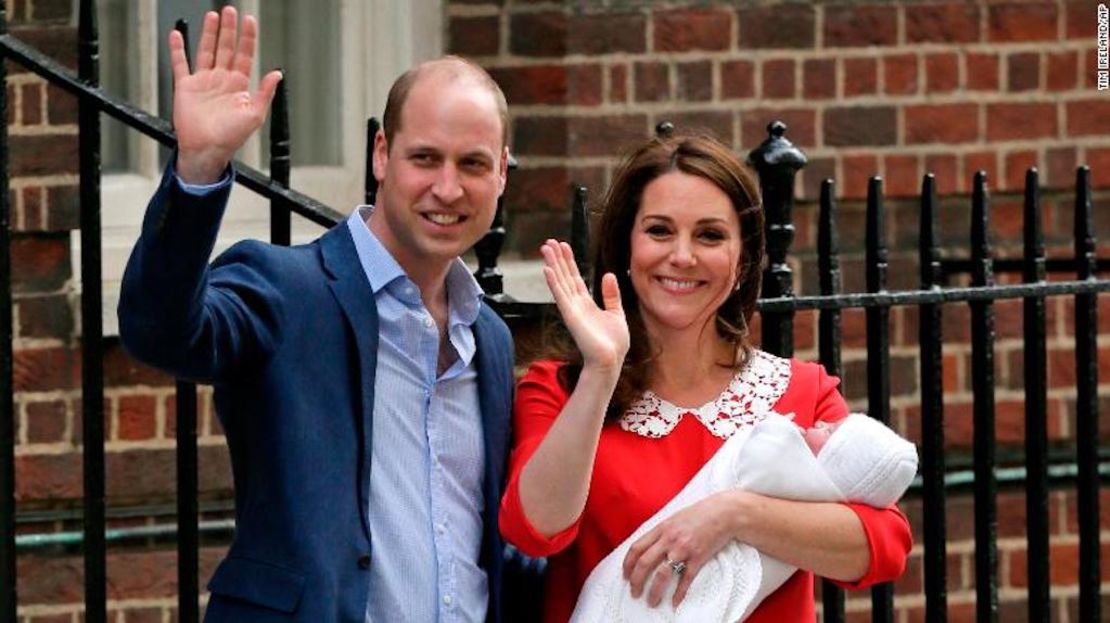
[801,420,843,456]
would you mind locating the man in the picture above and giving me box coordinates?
[118,6,515,621]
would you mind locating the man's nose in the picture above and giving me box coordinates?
[432,164,464,204]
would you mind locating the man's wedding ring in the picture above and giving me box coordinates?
[667,558,687,576]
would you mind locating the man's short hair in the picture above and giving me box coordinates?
[382,56,510,150]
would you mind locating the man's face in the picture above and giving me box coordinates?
[370,74,508,278]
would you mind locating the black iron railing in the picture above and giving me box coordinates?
[1,2,1108,623]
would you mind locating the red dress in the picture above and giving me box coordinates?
[499,351,913,622]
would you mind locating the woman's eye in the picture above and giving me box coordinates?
[699,229,726,242]
[645,225,670,237]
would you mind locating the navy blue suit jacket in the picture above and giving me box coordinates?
[118,168,515,621]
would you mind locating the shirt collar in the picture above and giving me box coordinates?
[346,206,483,327]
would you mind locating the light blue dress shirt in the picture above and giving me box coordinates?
[178,172,489,622]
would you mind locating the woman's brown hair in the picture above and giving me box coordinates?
[554,132,765,421]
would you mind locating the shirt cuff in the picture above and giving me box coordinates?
[174,167,233,196]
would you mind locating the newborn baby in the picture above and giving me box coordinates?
[570,412,918,623]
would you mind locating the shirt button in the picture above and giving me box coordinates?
[357,554,371,570]
[436,523,447,535]
[443,594,453,606]
[423,317,434,329]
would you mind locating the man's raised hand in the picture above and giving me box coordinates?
[171,6,282,184]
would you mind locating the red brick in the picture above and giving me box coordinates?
[32,0,73,21]
[510,12,567,57]
[799,156,835,202]
[843,57,877,96]
[103,446,232,499]
[21,81,42,125]
[1067,100,1110,136]
[17,294,73,339]
[906,3,981,43]
[513,116,567,157]
[883,54,918,95]
[1085,147,1110,188]
[103,341,174,388]
[737,4,816,49]
[25,399,68,444]
[11,234,70,293]
[568,12,646,55]
[824,4,897,47]
[20,185,44,231]
[986,103,1058,141]
[905,104,979,145]
[16,452,82,500]
[1066,0,1101,38]
[653,8,731,52]
[962,151,999,193]
[1045,147,1078,188]
[163,393,177,440]
[824,106,897,147]
[46,183,80,231]
[489,65,567,106]
[924,154,959,195]
[989,2,1059,42]
[925,53,959,93]
[634,61,670,102]
[117,395,157,441]
[720,60,754,99]
[966,53,1000,91]
[7,28,76,76]
[885,154,920,198]
[609,64,628,103]
[504,166,570,213]
[46,82,77,125]
[4,84,13,126]
[447,16,499,56]
[664,111,733,145]
[1007,52,1041,91]
[1004,150,1039,193]
[803,59,835,99]
[568,114,648,157]
[10,133,78,177]
[568,64,603,106]
[740,108,816,148]
[841,154,879,200]
[762,58,796,99]
[677,61,712,102]
[1085,48,1101,89]
[1046,51,1079,91]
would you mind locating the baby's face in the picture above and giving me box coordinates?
[802,420,843,455]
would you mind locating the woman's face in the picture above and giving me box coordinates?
[628,171,742,336]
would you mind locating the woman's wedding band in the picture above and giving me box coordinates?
[667,558,687,576]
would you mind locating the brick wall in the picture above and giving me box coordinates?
[8,0,229,620]
[448,0,1110,621]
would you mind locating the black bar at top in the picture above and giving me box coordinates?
[1074,166,1101,623]
[918,174,947,623]
[864,177,893,623]
[970,171,999,623]
[78,2,107,622]
[1021,168,1050,623]
[817,179,845,623]
[269,76,291,246]
[0,1,15,620]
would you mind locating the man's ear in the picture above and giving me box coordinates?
[372,130,389,184]
[497,146,509,196]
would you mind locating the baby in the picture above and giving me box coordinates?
[570,412,918,623]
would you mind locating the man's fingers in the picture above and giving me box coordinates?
[194,10,218,70]
[168,30,189,83]
[214,5,238,70]
[233,14,258,77]
[254,69,283,117]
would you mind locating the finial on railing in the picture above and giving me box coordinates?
[748,121,806,356]
[269,72,291,246]
[365,117,380,204]
[655,121,674,138]
[174,19,190,67]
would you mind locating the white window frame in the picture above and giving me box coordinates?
[80,0,443,335]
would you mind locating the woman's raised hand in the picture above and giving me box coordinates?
[541,240,629,372]
[170,6,283,184]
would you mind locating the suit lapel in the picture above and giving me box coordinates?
[320,224,378,543]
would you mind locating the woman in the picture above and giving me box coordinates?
[499,133,912,622]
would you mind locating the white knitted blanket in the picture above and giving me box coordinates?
[569,412,918,623]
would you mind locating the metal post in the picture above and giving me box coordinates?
[270,75,290,246]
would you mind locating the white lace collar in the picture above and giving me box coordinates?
[618,350,792,439]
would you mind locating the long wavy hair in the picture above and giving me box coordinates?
[554,133,765,422]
